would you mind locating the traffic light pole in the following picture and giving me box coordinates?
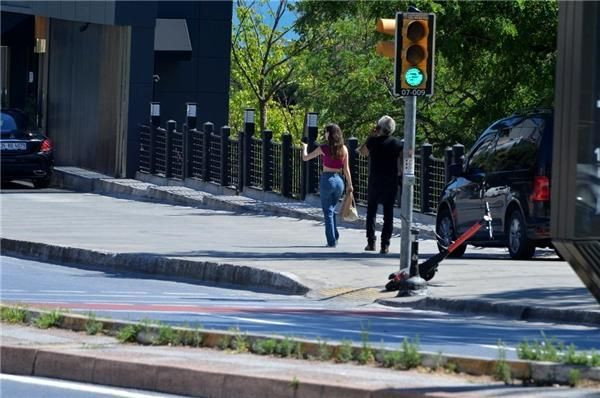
[398,95,427,296]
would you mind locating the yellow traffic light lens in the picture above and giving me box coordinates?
[406,44,426,65]
[405,67,425,87]
[406,21,427,41]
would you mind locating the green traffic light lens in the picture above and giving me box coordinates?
[405,67,425,87]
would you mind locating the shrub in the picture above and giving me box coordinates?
[276,336,296,357]
[568,369,581,387]
[117,324,142,343]
[85,313,103,335]
[175,328,203,347]
[335,340,353,363]
[1,306,27,324]
[494,341,512,384]
[252,338,278,355]
[317,338,331,361]
[156,323,177,345]
[35,310,63,329]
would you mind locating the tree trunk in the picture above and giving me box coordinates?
[259,100,268,132]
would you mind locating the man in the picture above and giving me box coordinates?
[358,115,403,254]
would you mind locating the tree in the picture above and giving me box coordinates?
[231,0,310,135]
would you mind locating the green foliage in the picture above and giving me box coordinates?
[85,312,103,335]
[175,328,204,347]
[1,306,27,324]
[494,340,512,384]
[356,326,375,365]
[117,324,142,343]
[336,340,354,363]
[289,376,300,390]
[233,328,249,353]
[252,338,278,355]
[276,336,296,357]
[317,338,332,361]
[444,361,458,373]
[156,323,177,345]
[35,310,63,329]
[518,333,600,368]
[567,369,581,387]
[382,337,421,370]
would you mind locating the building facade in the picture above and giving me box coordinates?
[1,0,232,177]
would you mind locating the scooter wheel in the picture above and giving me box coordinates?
[420,268,437,281]
[385,279,400,291]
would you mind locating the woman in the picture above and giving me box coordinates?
[301,123,353,247]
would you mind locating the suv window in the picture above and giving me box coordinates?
[467,130,498,174]
[494,117,544,171]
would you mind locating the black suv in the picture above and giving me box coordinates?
[436,109,553,260]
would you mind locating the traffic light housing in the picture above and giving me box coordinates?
[375,12,436,97]
[397,12,435,96]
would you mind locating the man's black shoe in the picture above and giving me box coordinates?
[380,244,389,254]
[364,241,376,251]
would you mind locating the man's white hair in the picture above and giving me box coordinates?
[377,115,396,135]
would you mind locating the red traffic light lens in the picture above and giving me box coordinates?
[406,21,427,41]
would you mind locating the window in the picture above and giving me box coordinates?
[467,131,497,174]
[494,117,544,172]
[0,112,17,133]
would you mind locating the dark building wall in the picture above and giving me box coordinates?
[154,1,232,128]
[0,12,35,111]
[1,1,117,25]
[47,19,130,175]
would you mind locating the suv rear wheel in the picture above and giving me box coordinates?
[436,208,466,258]
[507,208,535,259]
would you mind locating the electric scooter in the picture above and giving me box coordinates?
[385,198,493,291]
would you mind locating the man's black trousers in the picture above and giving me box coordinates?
[366,175,399,246]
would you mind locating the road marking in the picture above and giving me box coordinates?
[222,316,295,326]
[0,373,171,397]
[40,290,86,293]
[162,292,208,296]
[101,291,149,294]
[1,289,25,292]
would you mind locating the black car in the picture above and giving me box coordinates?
[1,109,54,188]
[436,109,553,260]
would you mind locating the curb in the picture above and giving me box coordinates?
[0,238,309,296]
[376,297,600,326]
[2,306,599,388]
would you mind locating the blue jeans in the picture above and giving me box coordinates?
[320,172,344,246]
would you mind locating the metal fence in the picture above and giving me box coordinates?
[137,115,464,215]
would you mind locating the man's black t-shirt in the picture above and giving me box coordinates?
[366,135,403,178]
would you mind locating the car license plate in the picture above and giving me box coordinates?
[1,142,27,151]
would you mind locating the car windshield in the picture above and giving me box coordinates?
[0,112,18,133]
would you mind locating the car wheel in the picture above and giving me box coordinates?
[33,175,51,189]
[507,208,535,260]
[436,208,466,258]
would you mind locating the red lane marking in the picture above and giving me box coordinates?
[3,301,408,318]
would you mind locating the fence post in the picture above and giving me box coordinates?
[202,122,213,181]
[452,143,465,168]
[243,109,255,188]
[220,126,230,186]
[347,137,359,200]
[165,120,176,178]
[237,131,244,192]
[444,147,453,184]
[183,104,197,179]
[420,143,433,213]
[281,133,292,197]
[262,129,273,191]
[306,112,319,194]
[186,103,197,130]
[149,102,160,174]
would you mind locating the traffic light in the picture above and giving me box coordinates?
[398,12,435,96]
[375,18,395,58]
[375,12,436,97]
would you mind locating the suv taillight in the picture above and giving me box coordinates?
[40,138,53,153]
[531,176,550,201]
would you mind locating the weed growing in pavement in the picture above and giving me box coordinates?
[317,338,331,361]
[175,328,203,347]
[295,341,304,360]
[289,376,300,391]
[218,331,233,350]
[356,327,374,365]
[1,305,27,324]
[35,310,63,329]
[233,328,249,353]
[252,338,278,355]
[276,336,296,357]
[335,340,353,363]
[517,332,562,362]
[494,340,512,384]
[568,369,582,387]
[444,361,458,373]
[85,312,103,335]
[156,323,177,345]
[517,333,600,367]
[382,337,421,370]
[433,351,445,370]
[117,324,142,343]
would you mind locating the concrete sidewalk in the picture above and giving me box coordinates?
[1,323,596,398]
[1,167,598,325]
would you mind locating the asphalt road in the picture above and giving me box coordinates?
[2,256,599,361]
